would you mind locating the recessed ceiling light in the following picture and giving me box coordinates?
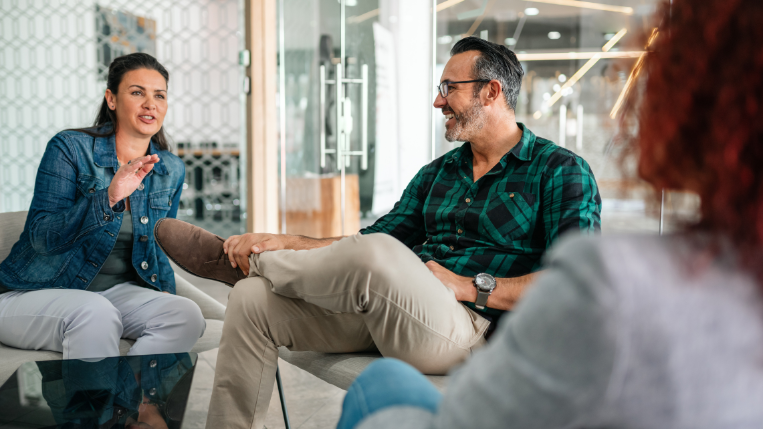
[438,35,453,44]
[505,37,517,45]
[548,31,561,40]
[524,7,540,15]
[558,74,567,82]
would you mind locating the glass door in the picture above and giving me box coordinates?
[434,0,694,234]
[277,0,435,237]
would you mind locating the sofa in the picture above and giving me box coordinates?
[0,211,226,385]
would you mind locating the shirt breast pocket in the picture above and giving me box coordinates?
[149,189,173,217]
[76,175,106,197]
[479,191,536,244]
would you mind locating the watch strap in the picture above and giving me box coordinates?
[475,290,490,309]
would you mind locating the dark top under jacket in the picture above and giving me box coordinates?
[87,211,146,292]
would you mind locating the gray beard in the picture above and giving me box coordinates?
[445,99,487,142]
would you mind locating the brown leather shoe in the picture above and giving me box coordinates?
[154,218,247,286]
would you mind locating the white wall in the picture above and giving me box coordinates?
[379,0,433,193]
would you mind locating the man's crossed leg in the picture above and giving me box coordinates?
[206,233,489,429]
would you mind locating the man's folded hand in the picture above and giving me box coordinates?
[223,233,287,273]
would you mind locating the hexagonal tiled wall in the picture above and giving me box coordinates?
[0,0,245,237]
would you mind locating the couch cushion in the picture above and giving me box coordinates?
[0,211,27,262]
[192,319,224,353]
[278,348,448,391]
[174,273,226,321]
[0,319,223,386]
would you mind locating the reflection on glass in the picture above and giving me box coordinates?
[0,354,196,429]
[277,0,434,236]
[435,0,694,234]
[276,0,693,237]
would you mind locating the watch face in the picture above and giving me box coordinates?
[474,274,495,292]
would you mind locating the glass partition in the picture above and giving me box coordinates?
[277,0,434,236]
[435,0,695,234]
[277,0,693,238]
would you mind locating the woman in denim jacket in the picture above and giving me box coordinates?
[0,53,205,359]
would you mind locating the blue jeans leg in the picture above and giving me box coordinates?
[337,358,443,429]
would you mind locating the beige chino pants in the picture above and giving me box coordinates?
[205,233,490,429]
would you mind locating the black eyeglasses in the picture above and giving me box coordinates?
[436,79,490,98]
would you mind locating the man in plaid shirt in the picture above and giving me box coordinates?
[157,37,601,429]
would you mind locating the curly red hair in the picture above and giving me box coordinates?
[631,0,763,280]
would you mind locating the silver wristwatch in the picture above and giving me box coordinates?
[473,273,496,310]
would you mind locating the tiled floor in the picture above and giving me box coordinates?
[175,266,345,429]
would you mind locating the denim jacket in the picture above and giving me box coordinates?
[0,125,185,293]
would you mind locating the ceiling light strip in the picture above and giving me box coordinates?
[546,54,601,107]
[464,0,498,37]
[609,29,659,118]
[608,55,645,118]
[437,0,465,12]
[524,0,633,14]
[517,50,642,61]
[347,8,380,24]
[602,28,628,51]
[350,0,465,24]
[534,27,626,116]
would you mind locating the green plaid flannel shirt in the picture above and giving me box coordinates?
[361,123,601,314]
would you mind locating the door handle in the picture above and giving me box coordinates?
[360,64,368,170]
[336,63,345,169]
[319,65,337,169]
[319,63,369,171]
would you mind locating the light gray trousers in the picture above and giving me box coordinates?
[0,282,206,359]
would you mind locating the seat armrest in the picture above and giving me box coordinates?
[174,273,226,321]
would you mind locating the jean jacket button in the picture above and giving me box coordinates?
[138,183,145,191]
[141,216,149,224]
[151,274,157,282]
[141,261,148,270]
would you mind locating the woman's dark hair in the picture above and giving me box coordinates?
[73,52,170,150]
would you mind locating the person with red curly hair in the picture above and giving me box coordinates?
[334,0,763,428]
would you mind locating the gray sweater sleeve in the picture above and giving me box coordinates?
[359,236,620,429]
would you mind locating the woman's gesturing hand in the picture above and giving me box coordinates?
[108,154,160,208]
